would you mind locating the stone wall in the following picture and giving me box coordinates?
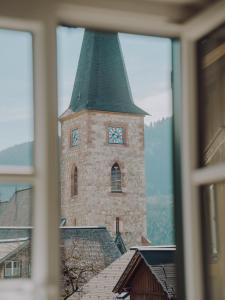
[60,110,147,248]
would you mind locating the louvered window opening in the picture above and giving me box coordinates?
[111,164,122,192]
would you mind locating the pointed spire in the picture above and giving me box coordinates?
[69,30,147,115]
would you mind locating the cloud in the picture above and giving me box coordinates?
[134,89,172,124]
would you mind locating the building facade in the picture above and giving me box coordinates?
[60,30,147,247]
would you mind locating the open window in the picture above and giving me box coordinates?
[0,15,179,299]
[0,11,178,300]
[4,0,225,299]
[181,4,225,299]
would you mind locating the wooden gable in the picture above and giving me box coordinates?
[128,260,169,300]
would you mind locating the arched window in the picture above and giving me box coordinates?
[111,163,122,192]
[71,165,78,196]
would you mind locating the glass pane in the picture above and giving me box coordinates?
[201,181,225,300]
[0,228,31,279]
[0,29,33,280]
[197,24,225,167]
[0,29,33,166]
[4,264,12,278]
[0,184,33,226]
[57,27,175,299]
[0,184,32,279]
[13,261,21,277]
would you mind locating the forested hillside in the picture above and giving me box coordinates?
[144,118,174,245]
[0,142,33,166]
[144,118,173,196]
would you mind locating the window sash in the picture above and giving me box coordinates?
[0,16,59,300]
[0,1,184,299]
[181,3,225,300]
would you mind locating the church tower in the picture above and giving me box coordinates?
[60,30,147,247]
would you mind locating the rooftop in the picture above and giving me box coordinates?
[69,250,135,300]
[113,247,176,299]
[0,227,121,268]
[68,30,148,116]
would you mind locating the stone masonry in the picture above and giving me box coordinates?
[60,109,147,248]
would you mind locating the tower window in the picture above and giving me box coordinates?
[116,217,121,233]
[71,165,78,196]
[113,217,124,234]
[111,163,122,193]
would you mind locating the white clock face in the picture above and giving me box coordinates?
[71,128,79,146]
[108,127,124,144]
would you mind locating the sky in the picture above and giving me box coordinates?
[0,29,33,152]
[0,27,172,152]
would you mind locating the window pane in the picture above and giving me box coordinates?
[0,184,33,226]
[57,27,175,299]
[0,228,31,279]
[0,29,33,166]
[0,184,32,280]
[197,24,225,167]
[201,181,225,300]
[4,262,12,278]
[13,261,21,277]
[0,29,33,281]
[197,24,225,299]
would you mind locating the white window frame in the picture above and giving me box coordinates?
[181,2,225,299]
[0,4,182,299]
[0,15,59,300]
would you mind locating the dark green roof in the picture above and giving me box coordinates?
[69,30,147,115]
[0,227,121,266]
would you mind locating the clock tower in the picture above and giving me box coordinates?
[60,30,147,248]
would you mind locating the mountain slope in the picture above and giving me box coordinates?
[0,142,33,166]
[145,118,173,196]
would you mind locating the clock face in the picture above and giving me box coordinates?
[108,127,124,144]
[71,128,79,146]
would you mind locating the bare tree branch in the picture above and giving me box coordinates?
[61,240,101,300]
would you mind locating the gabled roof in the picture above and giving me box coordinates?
[0,188,32,227]
[113,247,176,299]
[0,239,29,263]
[138,246,176,265]
[0,227,121,268]
[62,227,121,266]
[150,264,176,299]
[69,30,148,116]
[69,250,135,300]
[0,227,122,298]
